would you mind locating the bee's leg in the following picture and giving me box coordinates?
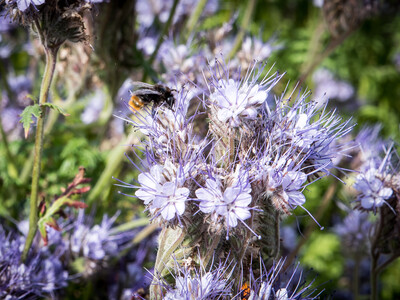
[151,105,157,117]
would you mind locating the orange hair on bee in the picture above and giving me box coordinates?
[240,282,251,300]
[128,95,144,112]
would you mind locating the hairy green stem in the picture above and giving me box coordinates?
[228,0,256,60]
[20,66,88,184]
[21,46,59,262]
[20,103,61,184]
[202,234,222,268]
[150,227,186,299]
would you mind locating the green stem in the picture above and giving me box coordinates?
[20,102,61,184]
[87,130,137,205]
[20,66,85,184]
[370,207,384,300]
[142,0,180,82]
[273,210,280,258]
[202,234,222,269]
[150,227,186,299]
[371,251,379,300]
[21,46,59,262]
[183,0,208,41]
[109,217,150,235]
[228,0,256,60]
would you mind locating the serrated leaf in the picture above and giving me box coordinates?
[19,104,41,138]
[42,103,70,116]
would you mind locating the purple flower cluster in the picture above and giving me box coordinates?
[70,211,125,261]
[153,255,321,300]
[353,127,399,213]
[121,58,353,242]
[196,167,253,232]
[312,68,355,106]
[0,225,68,299]
[161,259,232,300]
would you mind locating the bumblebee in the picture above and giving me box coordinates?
[240,282,251,300]
[128,82,176,112]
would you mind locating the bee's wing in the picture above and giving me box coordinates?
[132,89,162,96]
[131,81,155,89]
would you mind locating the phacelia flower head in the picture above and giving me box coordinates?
[119,55,354,291]
[207,60,279,128]
[353,164,393,211]
[156,255,233,300]
[351,131,399,213]
[121,57,353,240]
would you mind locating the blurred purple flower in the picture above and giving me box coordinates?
[81,89,106,124]
[1,107,23,140]
[353,141,398,213]
[313,68,355,106]
[0,225,68,299]
[335,210,371,257]
[70,211,133,261]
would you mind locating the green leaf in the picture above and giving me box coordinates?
[19,104,41,138]
[25,93,38,104]
[42,103,70,116]
[301,232,343,278]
